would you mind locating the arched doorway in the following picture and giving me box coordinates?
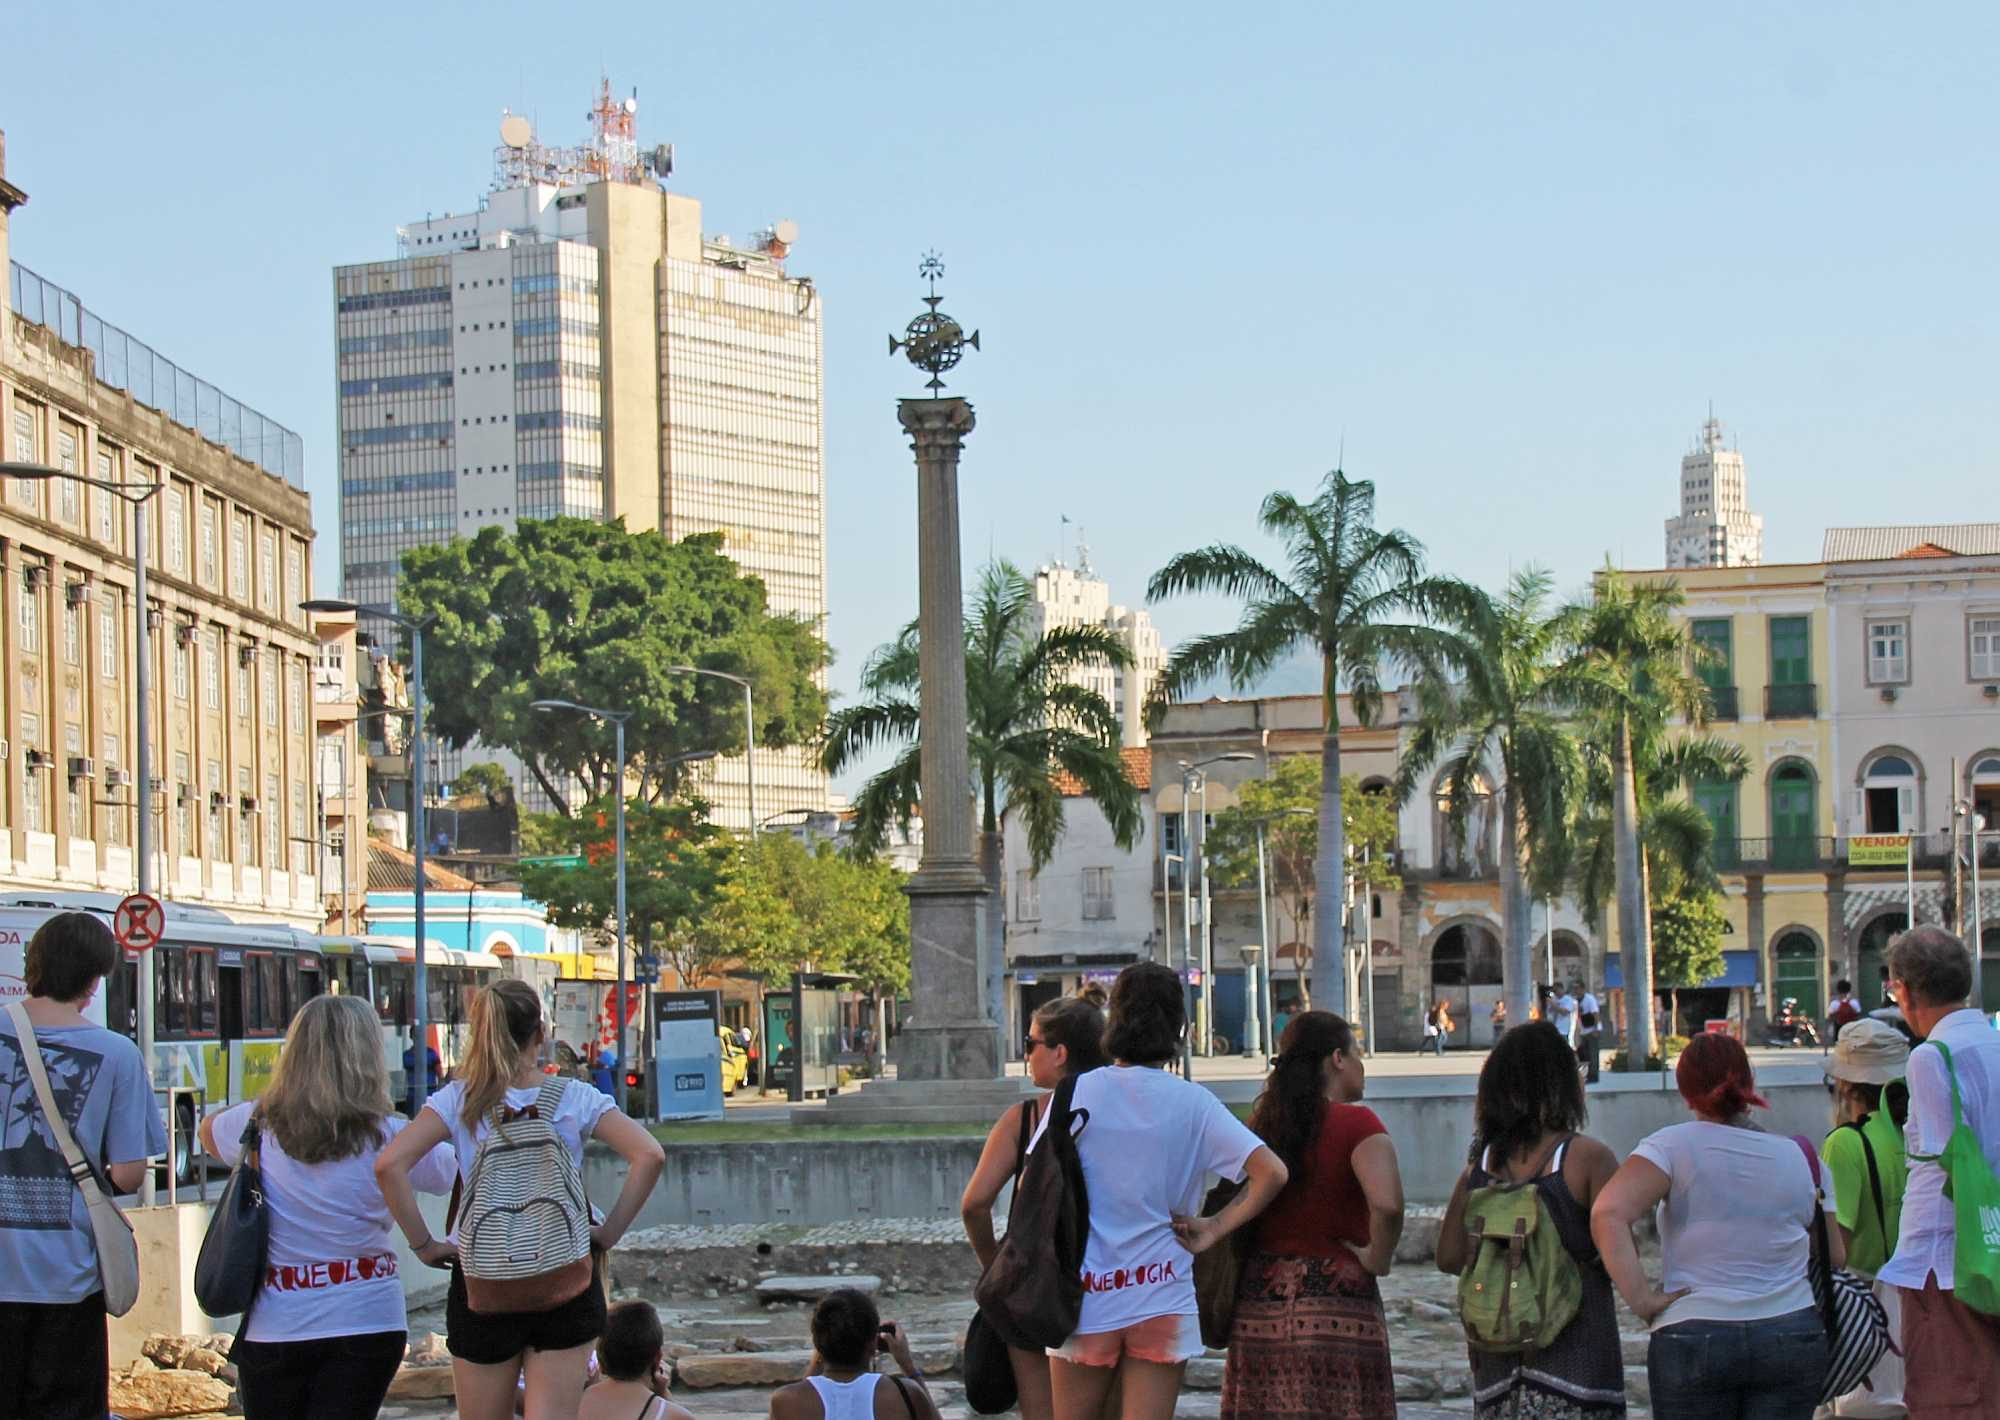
[1430,921,1502,1046]
[1770,761,1818,869]
[1771,930,1823,1021]
[1971,755,2000,859]
[1856,911,1908,1010]
[1858,751,1920,835]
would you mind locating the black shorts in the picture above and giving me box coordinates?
[445,1258,607,1365]
[0,1292,107,1420]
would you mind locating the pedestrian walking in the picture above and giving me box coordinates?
[1874,927,2000,1419]
[1221,1011,1404,1420]
[1046,963,1289,1420]
[1577,986,1602,1084]
[0,912,166,1420]
[199,994,459,1420]
[1819,1017,1911,1418]
[1437,1021,1624,1420]
[1829,980,1865,1042]
[768,1289,940,1420]
[1550,987,1578,1047]
[1591,1032,1836,1420]
[403,1037,443,1117]
[960,996,1106,1420]
[376,978,666,1420]
[579,1301,695,1420]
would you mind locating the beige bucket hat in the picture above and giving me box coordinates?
[1827,1017,1910,1086]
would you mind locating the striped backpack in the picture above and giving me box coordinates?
[1793,1137,1893,1404]
[456,1078,595,1313]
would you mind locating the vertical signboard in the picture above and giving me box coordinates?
[651,990,724,1121]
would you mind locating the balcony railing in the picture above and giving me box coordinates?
[1765,682,1818,719]
[1704,685,1740,721]
[1724,836,1839,871]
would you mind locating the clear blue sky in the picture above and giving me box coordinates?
[7,3,1996,768]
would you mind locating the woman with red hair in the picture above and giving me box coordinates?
[1590,1033,1841,1420]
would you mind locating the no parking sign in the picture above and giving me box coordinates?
[113,893,165,953]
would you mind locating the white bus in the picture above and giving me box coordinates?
[0,893,500,1179]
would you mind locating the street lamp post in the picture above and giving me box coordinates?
[302,598,436,1112]
[666,666,756,829]
[5,460,164,1202]
[1178,752,1253,1065]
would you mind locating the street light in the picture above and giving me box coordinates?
[1177,751,1254,1071]
[531,698,639,1112]
[301,597,437,1112]
[665,666,756,829]
[4,459,164,1202]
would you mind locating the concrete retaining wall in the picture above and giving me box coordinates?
[590,1079,1837,1229]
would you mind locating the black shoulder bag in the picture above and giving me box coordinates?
[973,1076,1091,1350]
[194,1114,271,1322]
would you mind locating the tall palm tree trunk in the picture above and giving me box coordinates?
[1499,790,1533,1027]
[1313,721,1349,1014]
[981,826,1007,1054]
[1613,713,1654,1067]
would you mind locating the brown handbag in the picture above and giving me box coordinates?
[1192,1178,1248,1348]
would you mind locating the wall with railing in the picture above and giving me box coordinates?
[9,262,305,488]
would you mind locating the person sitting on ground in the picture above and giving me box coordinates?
[768,1289,940,1420]
[580,1301,696,1420]
[960,996,1106,1420]
[1438,1022,1623,1420]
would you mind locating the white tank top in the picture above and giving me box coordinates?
[808,1373,881,1420]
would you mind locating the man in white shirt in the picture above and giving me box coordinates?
[1875,927,2000,1418]
[1550,988,1578,1046]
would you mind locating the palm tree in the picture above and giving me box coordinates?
[1148,471,1479,1013]
[820,562,1143,1033]
[1398,568,1584,1025]
[1550,566,1730,1067]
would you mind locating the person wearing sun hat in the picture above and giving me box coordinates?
[1820,1016,1911,1418]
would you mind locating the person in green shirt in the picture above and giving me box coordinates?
[1819,1015,1910,1418]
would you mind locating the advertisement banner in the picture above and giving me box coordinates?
[652,990,724,1122]
[550,980,642,1072]
[1848,835,1911,867]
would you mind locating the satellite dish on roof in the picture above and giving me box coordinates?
[499,114,532,148]
[773,219,800,246]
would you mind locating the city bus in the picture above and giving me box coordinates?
[0,892,499,1179]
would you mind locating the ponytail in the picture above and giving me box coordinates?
[1247,1011,1355,1171]
[458,979,542,1123]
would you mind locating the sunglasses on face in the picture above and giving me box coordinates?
[1025,1034,1047,1054]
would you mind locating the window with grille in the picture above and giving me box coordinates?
[98,607,117,678]
[1972,617,2000,681]
[12,408,38,505]
[19,580,39,655]
[260,531,277,611]
[229,514,248,599]
[200,500,218,585]
[172,640,189,701]
[266,774,282,865]
[238,766,256,865]
[1867,620,1908,684]
[56,431,78,521]
[263,652,278,726]
[1082,867,1115,920]
[167,489,187,573]
[62,602,79,666]
[204,629,221,708]
[289,663,304,732]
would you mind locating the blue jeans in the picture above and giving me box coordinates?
[1648,1308,1826,1420]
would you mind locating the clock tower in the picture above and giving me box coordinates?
[1664,410,1764,569]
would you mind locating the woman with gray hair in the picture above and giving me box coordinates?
[201,993,458,1419]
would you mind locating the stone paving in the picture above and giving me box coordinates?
[140,1217,1659,1418]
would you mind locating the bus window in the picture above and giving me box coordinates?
[191,948,218,1036]
[458,972,480,1024]
[375,963,411,1026]
[427,969,452,1029]
[106,959,136,1037]
[299,953,324,1003]
[248,953,283,1036]
[159,948,187,1036]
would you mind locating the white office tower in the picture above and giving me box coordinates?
[1665,412,1764,569]
[1030,536,1165,748]
[334,82,828,826]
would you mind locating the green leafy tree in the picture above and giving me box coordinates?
[453,761,514,808]
[517,796,734,987]
[1549,566,1735,1068]
[1205,761,1400,1003]
[1652,888,1728,1035]
[705,834,911,993]
[1149,470,1479,1012]
[820,561,1142,1028]
[1398,568,1585,1022]
[398,518,828,813]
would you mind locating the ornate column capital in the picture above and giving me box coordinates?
[898,396,976,454]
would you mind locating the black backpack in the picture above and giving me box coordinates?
[974,1073,1091,1350]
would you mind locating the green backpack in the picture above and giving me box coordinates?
[1912,1040,2000,1317]
[1457,1138,1585,1353]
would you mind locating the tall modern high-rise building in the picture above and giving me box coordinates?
[1029,537,1164,748]
[334,83,827,826]
[1664,411,1764,569]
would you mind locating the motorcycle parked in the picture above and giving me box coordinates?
[1765,997,1823,1048]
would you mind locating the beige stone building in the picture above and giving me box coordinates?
[1,133,323,928]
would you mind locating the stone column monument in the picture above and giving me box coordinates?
[889,254,1000,1081]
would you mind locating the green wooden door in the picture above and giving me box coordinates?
[1772,933,1822,1021]
[1770,616,1810,684]
[1771,766,1816,868]
[1695,781,1739,869]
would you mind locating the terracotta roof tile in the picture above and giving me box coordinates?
[1052,745,1152,797]
[367,838,476,893]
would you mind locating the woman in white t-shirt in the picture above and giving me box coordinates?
[199,993,458,1420]
[1590,1033,1841,1420]
[377,979,666,1420]
[1046,962,1290,1420]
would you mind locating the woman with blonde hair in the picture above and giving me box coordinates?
[377,978,665,1420]
[200,992,458,1420]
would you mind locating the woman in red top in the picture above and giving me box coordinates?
[1221,1012,1405,1420]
